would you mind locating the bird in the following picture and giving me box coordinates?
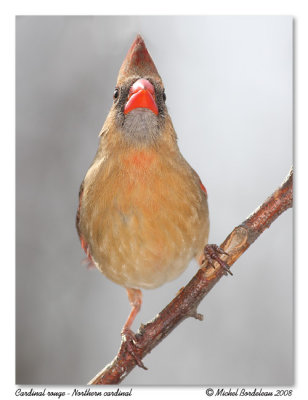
[76,35,230,368]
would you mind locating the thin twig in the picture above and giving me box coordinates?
[88,167,293,385]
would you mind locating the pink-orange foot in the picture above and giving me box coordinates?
[121,288,147,370]
[204,244,233,276]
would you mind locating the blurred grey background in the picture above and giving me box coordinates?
[16,16,293,385]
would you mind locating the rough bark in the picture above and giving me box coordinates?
[89,167,293,385]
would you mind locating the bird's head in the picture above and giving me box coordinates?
[100,35,172,146]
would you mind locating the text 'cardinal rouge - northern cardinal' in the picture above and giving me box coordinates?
[76,35,231,369]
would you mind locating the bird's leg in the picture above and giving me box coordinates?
[203,244,233,276]
[121,288,147,370]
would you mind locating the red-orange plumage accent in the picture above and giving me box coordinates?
[124,150,156,168]
[199,179,207,196]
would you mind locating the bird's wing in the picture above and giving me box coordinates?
[76,180,84,239]
[189,167,208,197]
[76,181,93,263]
[198,178,207,196]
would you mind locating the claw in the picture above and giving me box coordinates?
[203,244,233,276]
[121,328,147,370]
[215,247,229,256]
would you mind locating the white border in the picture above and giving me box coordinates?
[2,1,306,399]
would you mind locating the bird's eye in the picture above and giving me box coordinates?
[113,88,119,101]
[163,90,166,102]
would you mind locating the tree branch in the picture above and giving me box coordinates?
[88,167,293,385]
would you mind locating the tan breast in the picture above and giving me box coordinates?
[79,146,209,289]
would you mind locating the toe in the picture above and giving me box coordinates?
[121,329,147,370]
[204,244,233,276]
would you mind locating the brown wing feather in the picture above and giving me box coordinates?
[189,167,208,197]
[76,180,84,239]
[76,180,93,263]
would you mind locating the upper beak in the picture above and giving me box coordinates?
[124,78,159,115]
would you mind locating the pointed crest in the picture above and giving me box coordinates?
[117,35,162,84]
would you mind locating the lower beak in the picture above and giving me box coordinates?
[124,79,159,115]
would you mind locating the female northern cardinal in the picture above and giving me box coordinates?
[76,35,230,368]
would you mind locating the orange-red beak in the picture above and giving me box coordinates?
[124,78,158,115]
